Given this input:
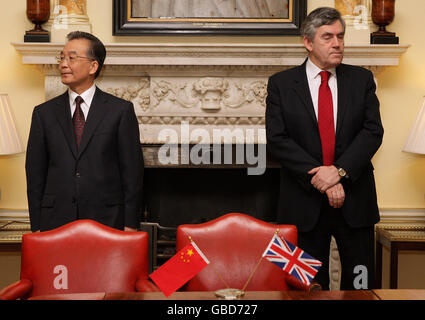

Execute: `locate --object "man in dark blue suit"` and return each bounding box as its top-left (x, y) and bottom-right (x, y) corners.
top-left (26, 32), bottom-right (143, 232)
top-left (266, 8), bottom-right (383, 289)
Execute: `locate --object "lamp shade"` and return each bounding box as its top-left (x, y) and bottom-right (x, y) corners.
top-left (403, 97), bottom-right (425, 155)
top-left (0, 94), bottom-right (24, 155)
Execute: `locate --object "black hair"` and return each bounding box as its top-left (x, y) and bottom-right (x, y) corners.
top-left (66, 31), bottom-right (106, 79)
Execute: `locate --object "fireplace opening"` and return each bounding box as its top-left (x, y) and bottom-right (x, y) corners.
top-left (142, 167), bottom-right (281, 227)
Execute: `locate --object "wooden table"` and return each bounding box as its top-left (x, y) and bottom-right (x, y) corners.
top-left (373, 289), bottom-right (425, 300)
top-left (375, 225), bottom-right (425, 289)
top-left (105, 290), bottom-right (380, 300)
top-left (29, 290), bottom-right (425, 300)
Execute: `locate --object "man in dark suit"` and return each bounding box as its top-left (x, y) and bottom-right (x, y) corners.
top-left (266, 7), bottom-right (383, 290)
top-left (26, 31), bottom-right (143, 232)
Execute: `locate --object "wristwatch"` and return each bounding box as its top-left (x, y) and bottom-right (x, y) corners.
top-left (338, 167), bottom-right (348, 178)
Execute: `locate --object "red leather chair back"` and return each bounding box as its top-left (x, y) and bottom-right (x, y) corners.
top-left (177, 213), bottom-right (298, 291)
top-left (20, 220), bottom-right (148, 298)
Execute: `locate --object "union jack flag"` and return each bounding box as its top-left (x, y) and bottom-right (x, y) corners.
top-left (262, 234), bottom-right (322, 286)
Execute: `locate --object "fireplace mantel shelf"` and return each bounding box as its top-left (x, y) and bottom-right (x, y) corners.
top-left (12, 42), bottom-right (409, 67)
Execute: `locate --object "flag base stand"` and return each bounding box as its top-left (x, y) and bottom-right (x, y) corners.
top-left (214, 288), bottom-right (244, 300)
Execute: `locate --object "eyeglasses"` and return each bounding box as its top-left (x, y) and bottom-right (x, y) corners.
top-left (55, 54), bottom-right (95, 64)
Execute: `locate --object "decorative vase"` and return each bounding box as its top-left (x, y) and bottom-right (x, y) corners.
top-left (370, 0), bottom-right (399, 44)
top-left (25, 0), bottom-right (50, 42)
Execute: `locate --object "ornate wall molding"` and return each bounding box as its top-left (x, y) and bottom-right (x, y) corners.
top-left (13, 42), bottom-right (409, 66)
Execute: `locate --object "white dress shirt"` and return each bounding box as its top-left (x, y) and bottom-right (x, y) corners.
top-left (305, 58), bottom-right (338, 131)
top-left (68, 84), bottom-right (96, 120)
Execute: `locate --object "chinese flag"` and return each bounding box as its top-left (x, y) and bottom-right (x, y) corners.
top-left (149, 241), bottom-right (209, 297)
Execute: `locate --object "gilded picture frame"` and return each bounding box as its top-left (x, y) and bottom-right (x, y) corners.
top-left (113, 0), bottom-right (306, 35)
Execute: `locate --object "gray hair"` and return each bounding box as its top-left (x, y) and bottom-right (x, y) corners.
top-left (301, 7), bottom-right (346, 40)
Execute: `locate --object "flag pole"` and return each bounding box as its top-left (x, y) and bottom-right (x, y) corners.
top-left (241, 254), bottom-right (263, 292)
top-left (241, 229), bottom-right (280, 292)
top-left (188, 235), bottom-right (231, 289)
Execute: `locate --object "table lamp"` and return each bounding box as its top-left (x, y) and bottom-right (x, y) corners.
top-left (403, 97), bottom-right (425, 154)
top-left (0, 94), bottom-right (24, 155)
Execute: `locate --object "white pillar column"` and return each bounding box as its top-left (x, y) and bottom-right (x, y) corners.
top-left (335, 0), bottom-right (373, 44)
top-left (51, 0), bottom-right (92, 43)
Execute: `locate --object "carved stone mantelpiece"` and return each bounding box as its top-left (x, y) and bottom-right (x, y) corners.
top-left (12, 42), bottom-right (409, 145)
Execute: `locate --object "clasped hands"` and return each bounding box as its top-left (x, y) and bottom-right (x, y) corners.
top-left (308, 166), bottom-right (345, 208)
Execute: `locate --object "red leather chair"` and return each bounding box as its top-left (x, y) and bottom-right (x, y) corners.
top-left (0, 220), bottom-right (158, 300)
top-left (177, 213), bottom-right (312, 292)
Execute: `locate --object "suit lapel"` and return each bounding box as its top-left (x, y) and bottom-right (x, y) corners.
top-left (336, 64), bottom-right (350, 139)
top-left (77, 87), bottom-right (110, 158)
top-left (292, 60), bottom-right (318, 129)
top-left (54, 91), bottom-right (78, 158)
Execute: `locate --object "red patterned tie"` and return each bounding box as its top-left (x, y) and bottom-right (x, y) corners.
top-left (318, 71), bottom-right (335, 166)
top-left (73, 96), bottom-right (85, 148)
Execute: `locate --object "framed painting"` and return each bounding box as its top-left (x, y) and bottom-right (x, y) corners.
top-left (113, 0), bottom-right (307, 35)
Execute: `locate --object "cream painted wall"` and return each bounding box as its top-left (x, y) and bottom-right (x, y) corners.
top-left (0, 3), bottom-right (44, 209)
top-left (373, 0), bottom-right (425, 209)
